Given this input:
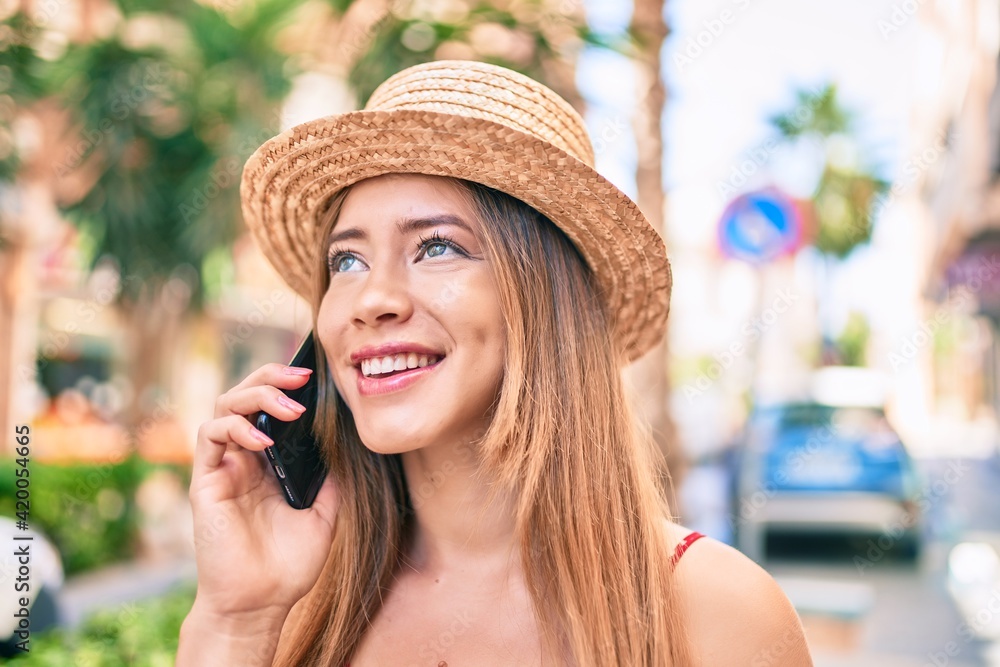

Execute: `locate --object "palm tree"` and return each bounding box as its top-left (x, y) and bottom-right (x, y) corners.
top-left (0, 11), bottom-right (56, 447)
top-left (48, 0), bottom-right (307, 428)
top-left (625, 0), bottom-right (686, 513)
top-left (768, 83), bottom-right (888, 357)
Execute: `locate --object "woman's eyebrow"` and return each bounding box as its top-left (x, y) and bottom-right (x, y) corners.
top-left (328, 214), bottom-right (474, 246)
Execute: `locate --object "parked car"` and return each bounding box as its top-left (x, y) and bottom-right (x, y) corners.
top-left (731, 400), bottom-right (923, 563)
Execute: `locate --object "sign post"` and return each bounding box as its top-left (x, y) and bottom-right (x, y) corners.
top-left (717, 188), bottom-right (803, 402)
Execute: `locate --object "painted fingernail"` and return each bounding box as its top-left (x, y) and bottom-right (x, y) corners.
top-left (283, 366), bottom-right (313, 375)
top-left (277, 395), bottom-right (306, 412)
top-left (250, 427), bottom-right (273, 444)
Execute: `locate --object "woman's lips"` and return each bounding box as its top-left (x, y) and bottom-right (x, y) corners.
top-left (355, 358), bottom-right (444, 397)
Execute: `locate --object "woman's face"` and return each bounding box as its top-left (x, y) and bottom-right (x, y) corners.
top-left (317, 174), bottom-right (506, 455)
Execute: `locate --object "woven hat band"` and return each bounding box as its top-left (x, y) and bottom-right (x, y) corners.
top-left (365, 60), bottom-right (595, 167)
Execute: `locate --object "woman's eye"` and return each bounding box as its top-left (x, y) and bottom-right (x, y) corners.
top-left (417, 234), bottom-right (465, 260)
top-left (423, 241), bottom-right (452, 258)
top-left (327, 235), bottom-right (465, 274)
top-left (327, 252), bottom-right (363, 273)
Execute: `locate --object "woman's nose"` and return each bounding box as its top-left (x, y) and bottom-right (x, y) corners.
top-left (350, 261), bottom-right (415, 326)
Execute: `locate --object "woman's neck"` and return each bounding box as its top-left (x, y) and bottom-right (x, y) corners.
top-left (399, 438), bottom-right (520, 578)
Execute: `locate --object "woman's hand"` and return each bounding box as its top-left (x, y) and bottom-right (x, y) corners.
top-left (187, 363), bottom-right (341, 619)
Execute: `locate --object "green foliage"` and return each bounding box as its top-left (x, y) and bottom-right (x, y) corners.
top-left (0, 456), bottom-right (191, 576)
top-left (835, 310), bottom-right (870, 367)
top-left (0, 12), bottom-right (56, 181)
top-left (50, 0), bottom-right (306, 310)
top-left (769, 82), bottom-right (889, 260)
top-left (13, 581), bottom-right (196, 665)
top-left (768, 83), bottom-right (851, 138)
top-left (812, 164), bottom-right (889, 258)
top-left (348, 0), bottom-right (610, 107)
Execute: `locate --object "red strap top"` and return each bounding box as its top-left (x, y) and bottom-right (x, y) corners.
top-left (670, 530), bottom-right (705, 567)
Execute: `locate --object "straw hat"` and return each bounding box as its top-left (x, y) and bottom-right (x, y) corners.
top-left (240, 59), bottom-right (671, 363)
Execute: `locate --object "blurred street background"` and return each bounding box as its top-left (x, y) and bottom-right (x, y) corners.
top-left (2, 0), bottom-right (1000, 664)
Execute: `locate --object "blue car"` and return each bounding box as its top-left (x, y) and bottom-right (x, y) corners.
top-left (731, 401), bottom-right (923, 562)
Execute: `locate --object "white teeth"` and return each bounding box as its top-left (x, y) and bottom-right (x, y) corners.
top-left (361, 353), bottom-right (441, 377)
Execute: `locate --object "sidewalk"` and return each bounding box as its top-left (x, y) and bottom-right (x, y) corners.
top-left (57, 555), bottom-right (196, 629)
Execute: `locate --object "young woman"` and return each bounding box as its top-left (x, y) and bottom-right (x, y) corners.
top-left (177, 60), bottom-right (813, 666)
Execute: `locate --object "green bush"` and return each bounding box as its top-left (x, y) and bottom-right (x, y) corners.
top-left (0, 455), bottom-right (192, 576)
top-left (10, 581), bottom-right (195, 665)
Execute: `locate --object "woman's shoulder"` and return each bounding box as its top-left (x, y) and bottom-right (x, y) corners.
top-left (662, 520), bottom-right (814, 666)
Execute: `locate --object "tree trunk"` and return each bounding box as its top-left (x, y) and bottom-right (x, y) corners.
top-left (121, 281), bottom-right (186, 441)
top-left (625, 0), bottom-right (687, 517)
top-left (0, 236), bottom-right (24, 453)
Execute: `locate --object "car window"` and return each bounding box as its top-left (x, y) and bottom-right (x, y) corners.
top-left (748, 403), bottom-right (893, 441)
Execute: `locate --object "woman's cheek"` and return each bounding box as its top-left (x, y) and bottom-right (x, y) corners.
top-left (425, 272), bottom-right (472, 312)
top-left (329, 367), bottom-right (347, 402)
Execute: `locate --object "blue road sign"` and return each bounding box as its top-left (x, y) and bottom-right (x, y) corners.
top-left (718, 189), bottom-right (801, 264)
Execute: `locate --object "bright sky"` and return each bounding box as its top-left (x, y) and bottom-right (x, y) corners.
top-left (662, 0), bottom-right (926, 244)
top-left (581, 0), bottom-right (926, 221)
top-left (578, 0), bottom-right (935, 338)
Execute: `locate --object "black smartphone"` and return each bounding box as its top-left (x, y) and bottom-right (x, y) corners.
top-left (253, 332), bottom-right (328, 509)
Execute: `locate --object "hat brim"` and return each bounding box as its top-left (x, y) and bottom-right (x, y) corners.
top-left (239, 108), bottom-right (671, 364)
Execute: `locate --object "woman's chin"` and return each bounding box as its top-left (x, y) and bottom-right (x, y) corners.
top-left (360, 441), bottom-right (405, 456)
top-left (357, 427), bottom-right (431, 456)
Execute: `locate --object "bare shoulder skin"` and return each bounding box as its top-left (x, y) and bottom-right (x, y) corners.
top-left (664, 521), bottom-right (815, 667)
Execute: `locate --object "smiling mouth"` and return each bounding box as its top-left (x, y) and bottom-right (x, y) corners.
top-left (359, 352), bottom-right (444, 380)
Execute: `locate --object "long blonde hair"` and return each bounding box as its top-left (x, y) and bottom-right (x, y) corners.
top-left (272, 177), bottom-right (691, 666)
